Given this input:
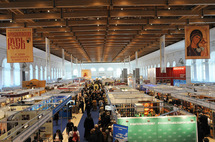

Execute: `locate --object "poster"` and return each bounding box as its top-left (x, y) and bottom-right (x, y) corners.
top-left (118, 116), bottom-right (197, 142)
top-left (160, 35), bottom-right (166, 73)
top-left (81, 69), bottom-right (91, 78)
top-left (113, 124), bottom-right (128, 142)
top-left (6, 28), bottom-right (33, 63)
top-left (185, 25), bottom-right (210, 59)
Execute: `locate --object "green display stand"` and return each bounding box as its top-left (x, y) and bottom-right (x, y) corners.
top-left (117, 116), bottom-right (197, 142)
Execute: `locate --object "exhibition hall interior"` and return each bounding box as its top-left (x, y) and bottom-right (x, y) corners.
top-left (1, 0), bottom-right (215, 142)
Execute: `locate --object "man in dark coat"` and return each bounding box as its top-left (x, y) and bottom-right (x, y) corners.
top-left (79, 99), bottom-right (84, 113)
top-left (86, 101), bottom-right (91, 115)
top-left (66, 119), bottom-right (74, 135)
top-left (84, 113), bottom-right (94, 140)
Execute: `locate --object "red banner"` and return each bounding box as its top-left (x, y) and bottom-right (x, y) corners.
top-left (6, 28), bottom-right (33, 63)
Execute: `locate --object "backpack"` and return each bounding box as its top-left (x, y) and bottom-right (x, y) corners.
top-left (72, 132), bottom-right (79, 142)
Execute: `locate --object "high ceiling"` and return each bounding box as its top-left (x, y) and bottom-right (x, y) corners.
top-left (0, 0), bottom-right (215, 63)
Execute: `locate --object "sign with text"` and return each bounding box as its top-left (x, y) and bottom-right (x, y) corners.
top-left (160, 35), bottom-right (166, 73)
top-left (6, 28), bottom-right (33, 63)
top-left (113, 124), bottom-right (128, 142)
top-left (118, 116), bottom-right (197, 142)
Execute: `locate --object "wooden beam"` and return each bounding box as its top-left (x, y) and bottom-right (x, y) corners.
top-left (113, 0), bottom-right (166, 6)
top-left (0, 1), bottom-right (53, 9)
top-left (56, 0), bottom-right (110, 8)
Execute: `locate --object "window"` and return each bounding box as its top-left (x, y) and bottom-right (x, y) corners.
top-left (154, 64), bottom-right (156, 68)
top-left (29, 64), bottom-right (33, 80)
top-left (2, 58), bottom-right (11, 87)
top-left (51, 68), bottom-right (54, 79)
top-left (13, 63), bottom-right (20, 86)
top-left (157, 64), bottom-right (160, 67)
top-left (44, 67), bottom-right (47, 80)
top-left (196, 60), bottom-right (202, 81)
top-left (107, 67), bottom-right (113, 71)
top-left (40, 66), bottom-right (43, 80)
top-left (73, 69), bottom-right (78, 76)
top-left (167, 62), bottom-right (170, 67)
top-left (172, 61), bottom-right (176, 67)
top-left (91, 68), bottom-right (96, 72)
top-left (35, 65), bottom-right (38, 79)
top-left (116, 68), bottom-right (121, 77)
top-left (209, 52), bottom-right (215, 82)
top-left (99, 67), bottom-right (105, 71)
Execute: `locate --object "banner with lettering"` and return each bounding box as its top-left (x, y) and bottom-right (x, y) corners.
top-left (118, 116), bottom-right (197, 142)
top-left (160, 35), bottom-right (166, 73)
top-left (6, 28), bottom-right (33, 63)
top-left (113, 124), bottom-right (128, 142)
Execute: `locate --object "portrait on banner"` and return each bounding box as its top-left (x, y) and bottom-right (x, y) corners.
top-left (185, 25), bottom-right (210, 59)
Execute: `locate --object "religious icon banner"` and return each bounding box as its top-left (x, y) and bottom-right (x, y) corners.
top-left (185, 25), bottom-right (210, 59)
top-left (81, 69), bottom-right (91, 78)
top-left (6, 28), bottom-right (33, 63)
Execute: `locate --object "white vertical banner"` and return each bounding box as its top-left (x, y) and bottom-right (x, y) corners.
top-left (76, 58), bottom-right (78, 77)
top-left (160, 35), bottom-right (166, 73)
top-left (62, 49), bottom-right (65, 78)
top-left (135, 51), bottom-right (138, 68)
top-left (45, 37), bottom-right (51, 80)
top-left (129, 56), bottom-right (131, 74)
top-left (71, 55), bottom-right (73, 78)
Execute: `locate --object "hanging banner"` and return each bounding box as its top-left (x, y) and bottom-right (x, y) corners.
top-left (160, 35), bottom-right (166, 73)
top-left (185, 25), bottom-right (210, 59)
top-left (62, 49), bottom-right (65, 77)
top-left (113, 124), bottom-right (128, 142)
top-left (71, 54), bottom-right (73, 78)
top-left (45, 37), bottom-right (51, 80)
top-left (6, 28), bottom-right (33, 63)
top-left (81, 69), bottom-right (91, 78)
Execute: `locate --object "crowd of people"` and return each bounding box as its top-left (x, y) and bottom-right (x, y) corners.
top-left (53, 80), bottom-right (113, 142)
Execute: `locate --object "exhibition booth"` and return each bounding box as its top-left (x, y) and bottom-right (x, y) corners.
top-left (147, 66), bottom-right (191, 86)
top-left (0, 95), bottom-right (72, 142)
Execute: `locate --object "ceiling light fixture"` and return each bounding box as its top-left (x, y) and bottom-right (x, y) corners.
top-left (10, 20), bottom-right (12, 23)
top-left (97, 17), bottom-right (99, 20)
top-left (61, 26), bottom-right (62, 28)
top-left (97, 24), bottom-right (99, 26)
top-left (115, 24), bottom-right (117, 26)
top-left (158, 16), bottom-right (160, 19)
top-left (47, 10), bottom-right (50, 13)
top-left (118, 17), bottom-right (120, 19)
top-left (145, 29), bottom-right (147, 31)
top-left (150, 23), bottom-right (153, 25)
top-left (168, 7), bottom-right (171, 10)
top-left (121, 8), bottom-right (123, 11)
top-left (98, 30), bottom-right (100, 32)
top-left (114, 29), bottom-right (115, 31)
top-left (55, 19), bottom-right (57, 21)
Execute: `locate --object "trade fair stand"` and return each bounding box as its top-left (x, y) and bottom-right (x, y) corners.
top-left (108, 90), bottom-right (197, 142)
top-left (0, 95), bottom-right (72, 142)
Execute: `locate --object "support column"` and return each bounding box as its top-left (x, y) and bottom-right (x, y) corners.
top-left (0, 66), bottom-right (3, 90)
top-left (129, 56), bottom-right (131, 74)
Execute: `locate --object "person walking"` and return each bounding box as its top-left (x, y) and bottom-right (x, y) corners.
top-left (84, 113), bottom-right (94, 140)
top-left (69, 126), bottom-right (80, 142)
top-left (53, 129), bottom-right (63, 142)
